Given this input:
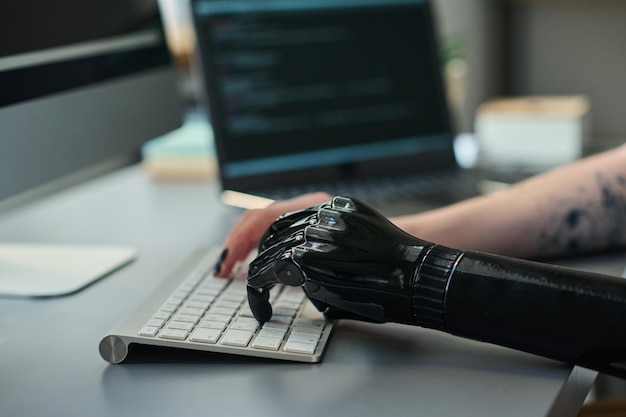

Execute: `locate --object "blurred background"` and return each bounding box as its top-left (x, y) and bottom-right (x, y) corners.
top-left (157, 0), bottom-right (626, 145)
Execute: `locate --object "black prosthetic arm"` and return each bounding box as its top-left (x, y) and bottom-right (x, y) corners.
top-left (415, 245), bottom-right (626, 378)
top-left (247, 196), bottom-right (626, 378)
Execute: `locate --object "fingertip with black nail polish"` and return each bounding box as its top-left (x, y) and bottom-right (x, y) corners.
top-left (213, 248), bottom-right (229, 275)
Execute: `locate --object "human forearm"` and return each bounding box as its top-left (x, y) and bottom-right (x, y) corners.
top-left (392, 144), bottom-right (626, 259)
top-left (216, 145), bottom-right (626, 274)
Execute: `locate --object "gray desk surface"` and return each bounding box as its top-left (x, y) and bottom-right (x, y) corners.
top-left (1, 166), bottom-right (624, 417)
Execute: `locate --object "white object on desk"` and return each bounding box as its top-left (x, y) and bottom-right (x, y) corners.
top-left (475, 95), bottom-right (591, 169)
top-left (0, 243), bottom-right (137, 297)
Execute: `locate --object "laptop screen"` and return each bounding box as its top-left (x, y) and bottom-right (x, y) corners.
top-left (192, 0), bottom-right (455, 194)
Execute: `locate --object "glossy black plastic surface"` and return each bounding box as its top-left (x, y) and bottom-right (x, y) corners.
top-left (248, 196), bottom-right (431, 323)
top-left (246, 285), bottom-right (273, 324)
top-left (446, 250), bottom-right (626, 378)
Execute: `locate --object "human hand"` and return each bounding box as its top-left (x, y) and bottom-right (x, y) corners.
top-left (246, 196), bottom-right (433, 324)
top-left (215, 192), bottom-right (332, 278)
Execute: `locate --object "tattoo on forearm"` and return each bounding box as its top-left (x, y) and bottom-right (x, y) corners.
top-left (539, 174), bottom-right (626, 255)
top-left (602, 174), bottom-right (626, 247)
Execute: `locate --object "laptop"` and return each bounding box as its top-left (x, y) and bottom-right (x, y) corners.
top-left (191, 0), bottom-right (525, 215)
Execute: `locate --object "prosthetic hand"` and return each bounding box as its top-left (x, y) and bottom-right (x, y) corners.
top-left (248, 196), bottom-right (626, 378)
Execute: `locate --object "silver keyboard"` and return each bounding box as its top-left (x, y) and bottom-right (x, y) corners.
top-left (99, 248), bottom-right (334, 363)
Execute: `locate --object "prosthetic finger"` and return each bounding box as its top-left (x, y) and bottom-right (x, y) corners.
top-left (252, 230), bottom-right (305, 271)
top-left (247, 255), bottom-right (307, 323)
top-left (303, 281), bottom-right (387, 322)
top-left (259, 210), bottom-right (318, 252)
top-left (246, 286), bottom-right (273, 324)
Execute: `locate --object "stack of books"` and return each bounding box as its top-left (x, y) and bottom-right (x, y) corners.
top-left (141, 115), bottom-right (216, 181)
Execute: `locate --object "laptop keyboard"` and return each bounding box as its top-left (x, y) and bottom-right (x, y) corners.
top-left (256, 168), bottom-right (530, 207)
top-left (99, 248), bottom-right (334, 363)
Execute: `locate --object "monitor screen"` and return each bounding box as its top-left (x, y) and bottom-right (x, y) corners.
top-left (0, 0), bottom-right (183, 210)
top-left (192, 0), bottom-right (453, 191)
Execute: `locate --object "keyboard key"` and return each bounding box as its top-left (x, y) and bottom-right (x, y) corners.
top-left (173, 313), bottom-right (201, 324)
top-left (200, 320), bottom-right (227, 331)
top-left (172, 291), bottom-right (191, 300)
top-left (300, 301), bottom-right (323, 319)
top-left (179, 307), bottom-right (205, 316)
top-left (188, 294), bottom-right (216, 303)
top-left (220, 292), bottom-right (245, 303)
top-left (275, 300), bottom-right (302, 310)
top-left (263, 319), bottom-right (290, 330)
top-left (272, 307), bottom-right (299, 317)
top-left (166, 321), bottom-right (195, 332)
top-left (287, 333), bottom-right (319, 345)
top-left (209, 306), bottom-right (237, 316)
top-left (221, 291), bottom-right (246, 301)
top-left (238, 305), bottom-right (256, 318)
top-left (266, 315), bottom-right (292, 326)
top-left (293, 317), bottom-right (325, 330)
top-left (230, 317), bottom-right (259, 331)
top-left (166, 296), bottom-right (185, 306)
top-left (252, 336), bottom-right (282, 351)
top-left (280, 288), bottom-right (305, 301)
top-left (145, 318), bottom-right (165, 328)
top-left (178, 283), bottom-right (196, 293)
top-left (153, 311), bottom-right (171, 321)
top-left (258, 327), bottom-right (286, 339)
top-left (204, 313), bottom-right (231, 323)
top-left (138, 325), bottom-right (159, 337)
top-left (225, 280), bottom-right (247, 291)
top-left (159, 302), bottom-right (179, 313)
top-left (212, 300), bottom-right (241, 310)
top-left (159, 328), bottom-right (189, 341)
top-left (203, 277), bottom-right (228, 290)
top-left (193, 288), bottom-right (221, 299)
top-left (291, 327), bottom-right (322, 338)
top-left (221, 329), bottom-right (253, 347)
top-left (184, 301), bottom-right (211, 310)
top-left (283, 340), bottom-right (317, 354)
top-left (190, 328), bottom-right (221, 344)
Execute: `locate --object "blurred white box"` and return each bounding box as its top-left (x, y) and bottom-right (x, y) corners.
top-left (475, 96), bottom-right (590, 170)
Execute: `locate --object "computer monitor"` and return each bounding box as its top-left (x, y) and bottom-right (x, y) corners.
top-left (0, 0), bottom-right (183, 296)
